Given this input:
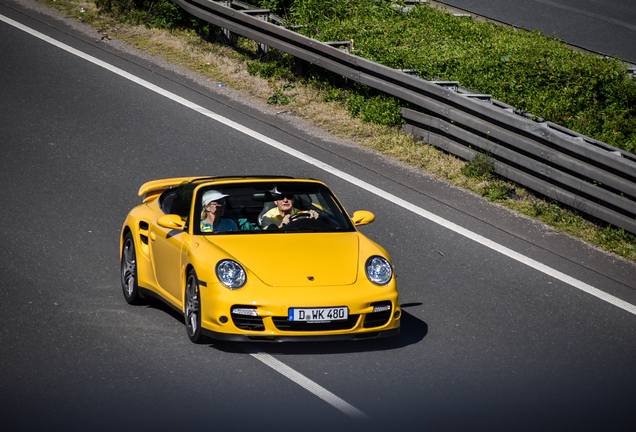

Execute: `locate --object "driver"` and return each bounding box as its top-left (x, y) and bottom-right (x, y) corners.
top-left (261, 193), bottom-right (318, 228)
top-left (200, 190), bottom-right (238, 232)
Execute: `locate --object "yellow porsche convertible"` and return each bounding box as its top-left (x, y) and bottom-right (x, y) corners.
top-left (120, 176), bottom-right (400, 342)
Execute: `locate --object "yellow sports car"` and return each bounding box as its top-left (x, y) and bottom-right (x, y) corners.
top-left (120, 176), bottom-right (400, 342)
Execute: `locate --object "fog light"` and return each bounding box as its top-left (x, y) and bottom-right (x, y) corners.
top-left (373, 304), bottom-right (391, 313)
top-left (232, 308), bottom-right (258, 316)
top-left (219, 316), bottom-right (228, 323)
top-left (393, 310), bottom-right (401, 319)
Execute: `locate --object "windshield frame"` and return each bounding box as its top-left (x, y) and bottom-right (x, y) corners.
top-left (191, 180), bottom-right (356, 236)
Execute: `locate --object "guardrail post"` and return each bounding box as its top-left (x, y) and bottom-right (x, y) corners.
top-left (293, 58), bottom-right (305, 76)
top-left (242, 10), bottom-right (270, 59)
top-left (217, 1), bottom-right (234, 45)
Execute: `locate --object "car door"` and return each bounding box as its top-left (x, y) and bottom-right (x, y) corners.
top-left (149, 221), bottom-right (186, 306)
top-left (149, 182), bottom-right (196, 306)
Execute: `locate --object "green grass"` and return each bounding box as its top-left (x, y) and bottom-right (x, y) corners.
top-left (285, 0), bottom-right (636, 153)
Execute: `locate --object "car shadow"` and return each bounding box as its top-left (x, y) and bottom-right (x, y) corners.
top-left (140, 298), bottom-right (428, 354)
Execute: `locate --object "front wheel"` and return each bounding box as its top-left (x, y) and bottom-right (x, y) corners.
top-left (121, 232), bottom-right (141, 305)
top-left (184, 269), bottom-right (205, 343)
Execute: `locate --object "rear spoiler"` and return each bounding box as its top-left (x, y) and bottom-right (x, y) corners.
top-left (137, 175), bottom-right (302, 202)
top-left (138, 177), bottom-right (198, 202)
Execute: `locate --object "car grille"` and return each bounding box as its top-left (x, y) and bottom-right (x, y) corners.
top-left (231, 312), bottom-right (265, 331)
top-left (272, 315), bottom-right (360, 332)
top-left (363, 301), bottom-right (392, 328)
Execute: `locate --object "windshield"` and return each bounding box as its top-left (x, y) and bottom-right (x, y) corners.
top-left (193, 181), bottom-right (355, 235)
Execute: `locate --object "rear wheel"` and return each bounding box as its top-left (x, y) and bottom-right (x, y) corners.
top-left (185, 269), bottom-right (204, 343)
top-left (121, 232), bottom-right (141, 304)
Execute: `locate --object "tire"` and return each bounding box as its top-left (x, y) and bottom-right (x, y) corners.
top-left (184, 269), bottom-right (205, 343)
top-left (121, 232), bottom-right (141, 305)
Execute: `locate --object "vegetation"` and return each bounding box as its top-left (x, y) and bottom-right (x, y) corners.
top-left (38, 0), bottom-right (636, 261)
top-left (87, 0), bottom-right (636, 152)
top-left (287, 0), bottom-right (636, 152)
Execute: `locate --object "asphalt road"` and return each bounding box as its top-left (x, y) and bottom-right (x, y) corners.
top-left (437, 0), bottom-right (636, 64)
top-left (1, 1), bottom-right (636, 431)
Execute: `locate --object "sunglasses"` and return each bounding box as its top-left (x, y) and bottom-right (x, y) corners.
top-left (206, 200), bottom-right (226, 207)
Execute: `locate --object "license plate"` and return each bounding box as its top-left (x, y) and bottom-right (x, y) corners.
top-left (288, 307), bottom-right (348, 323)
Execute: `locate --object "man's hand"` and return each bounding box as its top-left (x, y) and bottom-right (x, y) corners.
top-left (280, 214), bottom-right (291, 227)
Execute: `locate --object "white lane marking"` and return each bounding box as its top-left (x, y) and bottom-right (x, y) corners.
top-left (243, 346), bottom-right (368, 419)
top-left (533, 0), bottom-right (636, 32)
top-left (3, 15), bottom-right (635, 318)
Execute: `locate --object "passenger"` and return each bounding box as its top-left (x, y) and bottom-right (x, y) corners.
top-left (261, 192), bottom-right (318, 228)
top-left (200, 190), bottom-right (238, 232)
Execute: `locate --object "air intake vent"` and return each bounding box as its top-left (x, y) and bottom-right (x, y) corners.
top-left (272, 315), bottom-right (359, 332)
top-left (363, 301), bottom-right (392, 328)
top-left (231, 306), bottom-right (264, 331)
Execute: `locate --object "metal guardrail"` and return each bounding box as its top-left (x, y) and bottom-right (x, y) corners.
top-left (172, 0), bottom-right (636, 234)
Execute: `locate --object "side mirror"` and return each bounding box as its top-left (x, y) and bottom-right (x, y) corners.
top-left (351, 210), bottom-right (375, 226)
top-left (157, 214), bottom-right (185, 230)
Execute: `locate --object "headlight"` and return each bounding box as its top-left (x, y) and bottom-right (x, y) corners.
top-left (216, 259), bottom-right (246, 289)
top-left (365, 256), bottom-right (393, 285)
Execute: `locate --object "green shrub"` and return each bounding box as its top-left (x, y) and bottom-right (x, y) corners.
top-left (267, 91), bottom-right (294, 105)
top-left (251, 0), bottom-right (295, 19)
top-left (461, 153), bottom-right (495, 179)
top-left (485, 183), bottom-right (510, 201)
top-left (322, 87), bottom-right (345, 102)
top-left (358, 94), bottom-right (404, 126)
top-left (96, 0), bottom-right (636, 153)
top-left (96, 0), bottom-right (197, 28)
top-left (147, 0), bottom-right (183, 28)
top-left (247, 60), bottom-right (281, 79)
top-left (346, 93), bottom-right (365, 118)
top-left (295, 0), bottom-right (636, 153)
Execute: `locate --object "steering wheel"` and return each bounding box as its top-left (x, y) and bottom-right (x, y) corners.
top-left (290, 211), bottom-right (313, 221)
top-left (306, 204), bottom-right (339, 227)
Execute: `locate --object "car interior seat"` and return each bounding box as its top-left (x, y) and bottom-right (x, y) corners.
top-left (258, 201), bottom-right (278, 226)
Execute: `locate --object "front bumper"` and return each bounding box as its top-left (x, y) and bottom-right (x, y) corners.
top-left (199, 278), bottom-right (401, 342)
top-left (201, 326), bottom-right (400, 342)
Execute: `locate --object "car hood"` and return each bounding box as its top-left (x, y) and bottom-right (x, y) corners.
top-left (205, 232), bottom-right (360, 287)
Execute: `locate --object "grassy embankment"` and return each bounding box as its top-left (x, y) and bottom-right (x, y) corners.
top-left (38, 0), bottom-right (636, 261)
